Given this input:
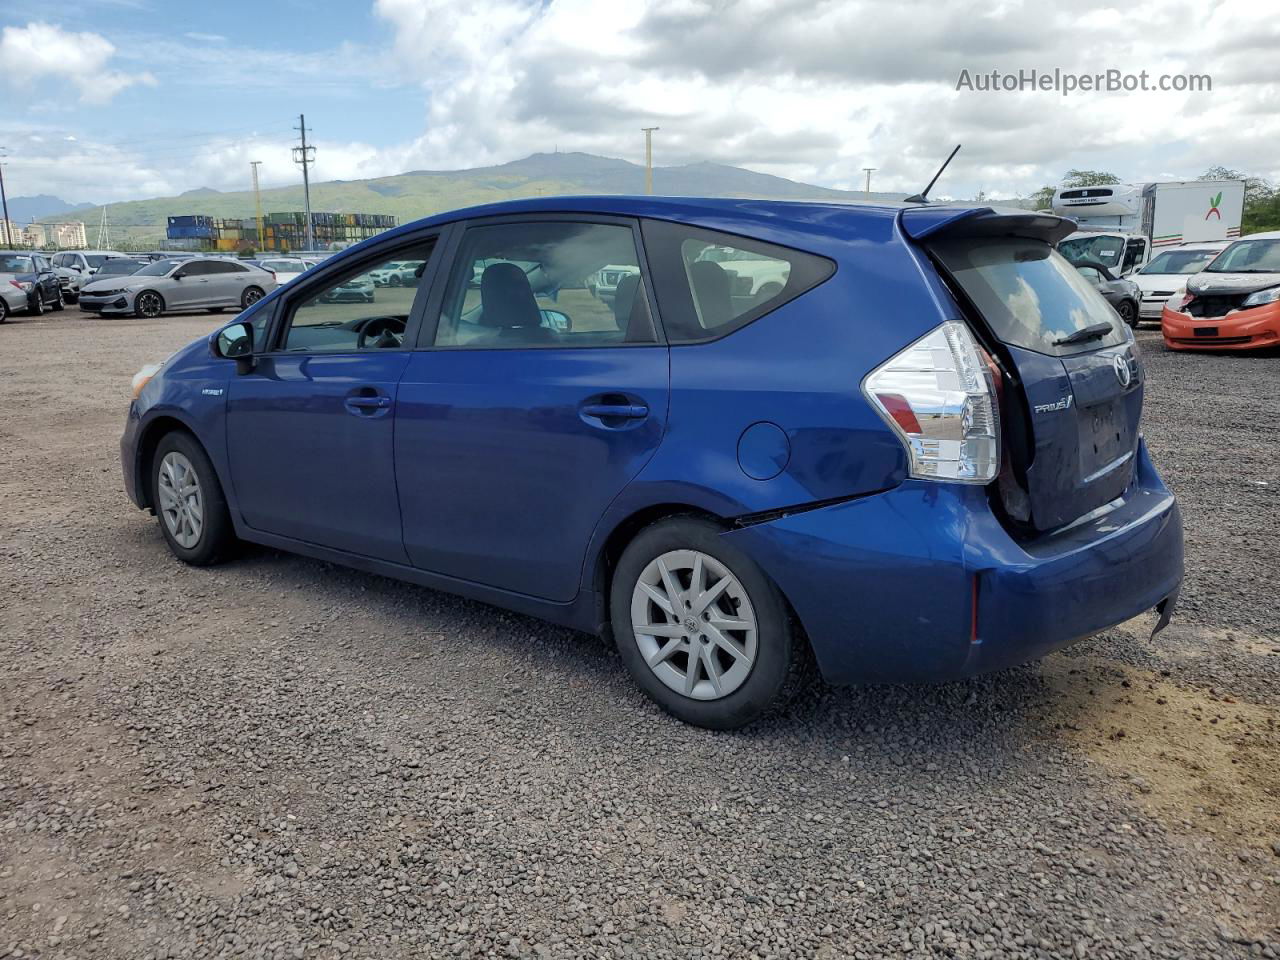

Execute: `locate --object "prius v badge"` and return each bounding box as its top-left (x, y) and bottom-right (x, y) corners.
top-left (1034, 395), bottom-right (1073, 414)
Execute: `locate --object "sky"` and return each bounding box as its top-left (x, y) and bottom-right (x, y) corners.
top-left (1, 0), bottom-right (1278, 206)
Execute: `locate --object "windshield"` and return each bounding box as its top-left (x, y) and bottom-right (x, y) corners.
top-left (136, 258), bottom-right (184, 277)
top-left (0, 255), bottom-right (34, 273)
top-left (933, 238), bottom-right (1125, 356)
top-left (267, 261), bottom-right (306, 272)
top-left (85, 255), bottom-right (112, 268)
top-left (1205, 238), bottom-right (1280, 274)
top-left (1139, 250), bottom-right (1220, 275)
top-left (1058, 235), bottom-right (1125, 270)
top-left (97, 259), bottom-right (143, 276)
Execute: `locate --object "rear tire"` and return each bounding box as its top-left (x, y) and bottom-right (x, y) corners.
top-left (1117, 300), bottom-right (1138, 328)
top-left (610, 517), bottom-right (809, 729)
top-left (241, 286), bottom-right (264, 309)
top-left (150, 431), bottom-right (237, 566)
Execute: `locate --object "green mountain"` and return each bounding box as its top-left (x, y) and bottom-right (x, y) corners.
top-left (45, 152), bottom-right (903, 247)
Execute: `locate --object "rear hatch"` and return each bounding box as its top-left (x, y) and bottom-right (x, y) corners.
top-left (904, 208), bottom-right (1142, 533)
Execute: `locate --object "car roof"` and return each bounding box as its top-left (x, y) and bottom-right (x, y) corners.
top-left (1231, 230), bottom-right (1280, 241)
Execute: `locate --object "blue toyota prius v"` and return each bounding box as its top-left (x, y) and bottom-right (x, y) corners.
top-left (121, 196), bottom-right (1183, 729)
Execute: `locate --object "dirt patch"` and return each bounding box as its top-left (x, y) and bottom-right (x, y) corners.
top-left (1044, 655), bottom-right (1280, 852)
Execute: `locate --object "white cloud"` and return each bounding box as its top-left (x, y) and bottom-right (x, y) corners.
top-left (371, 0), bottom-right (1280, 198)
top-left (0, 21), bottom-right (155, 104)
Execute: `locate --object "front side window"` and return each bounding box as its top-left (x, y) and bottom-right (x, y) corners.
top-left (641, 220), bottom-right (834, 343)
top-left (433, 220), bottom-right (654, 348)
top-left (277, 241), bottom-right (435, 354)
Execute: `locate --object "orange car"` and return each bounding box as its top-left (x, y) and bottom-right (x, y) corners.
top-left (1162, 231), bottom-right (1280, 351)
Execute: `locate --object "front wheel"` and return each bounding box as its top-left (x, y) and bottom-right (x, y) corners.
top-left (151, 431), bottom-right (236, 565)
top-left (610, 517), bottom-right (809, 729)
top-left (1117, 300), bottom-right (1138, 328)
top-left (134, 290), bottom-right (165, 318)
top-left (30, 292), bottom-right (45, 316)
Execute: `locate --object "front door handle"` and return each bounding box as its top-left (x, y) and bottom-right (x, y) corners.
top-left (581, 402), bottom-right (648, 420)
top-left (344, 392), bottom-right (393, 416)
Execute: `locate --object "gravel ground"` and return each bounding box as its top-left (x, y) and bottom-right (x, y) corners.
top-left (1, 314), bottom-right (1277, 960)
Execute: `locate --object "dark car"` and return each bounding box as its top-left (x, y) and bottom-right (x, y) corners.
top-left (89, 257), bottom-right (148, 282)
top-left (1071, 260), bottom-right (1142, 327)
top-left (120, 197), bottom-right (1182, 729)
top-left (0, 251), bottom-right (64, 319)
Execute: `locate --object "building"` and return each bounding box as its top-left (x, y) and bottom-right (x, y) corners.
top-left (0, 219), bottom-right (22, 247)
top-left (22, 223), bottom-right (47, 247)
top-left (45, 221), bottom-right (88, 248)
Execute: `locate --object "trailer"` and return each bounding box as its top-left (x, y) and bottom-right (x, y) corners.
top-left (1052, 179), bottom-right (1244, 273)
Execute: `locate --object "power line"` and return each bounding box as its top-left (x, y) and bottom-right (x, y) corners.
top-left (292, 114), bottom-right (315, 251)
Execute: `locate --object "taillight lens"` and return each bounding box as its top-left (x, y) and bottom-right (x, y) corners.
top-left (863, 321), bottom-right (1000, 484)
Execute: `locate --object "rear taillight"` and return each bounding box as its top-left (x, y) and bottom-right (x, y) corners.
top-left (863, 321), bottom-right (999, 484)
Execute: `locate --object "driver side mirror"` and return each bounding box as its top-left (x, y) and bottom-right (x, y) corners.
top-left (213, 321), bottom-right (255, 374)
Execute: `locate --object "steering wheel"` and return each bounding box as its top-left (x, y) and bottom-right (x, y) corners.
top-left (356, 316), bottom-right (406, 349)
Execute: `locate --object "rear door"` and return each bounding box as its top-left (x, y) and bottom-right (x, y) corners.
top-left (928, 230), bottom-right (1141, 532)
top-left (395, 215), bottom-right (669, 602)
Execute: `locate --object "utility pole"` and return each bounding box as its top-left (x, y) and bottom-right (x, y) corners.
top-left (641, 127), bottom-right (659, 195)
top-left (292, 114), bottom-right (315, 252)
top-left (863, 167), bottom-right (876, 198)
top-left (250, 161), bottom-right (265, 249)
top-left (96, 205), bottom-right (109, 248)
top-left (0, 152), bottom-right (11, 248)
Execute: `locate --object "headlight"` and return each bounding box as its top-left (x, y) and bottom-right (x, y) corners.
top-left (92, 288), bottom-right (125, 296)
top-left (1241, 286), bottom-right (1280, 309)
top-left (131, 362), bottom-right (165, 398)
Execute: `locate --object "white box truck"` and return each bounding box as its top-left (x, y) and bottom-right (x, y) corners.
top-left (1052, 179), bottom-right (1244, 273)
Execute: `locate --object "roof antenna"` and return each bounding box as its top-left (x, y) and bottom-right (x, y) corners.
top-left (904, 144), bottom-right (961, 204)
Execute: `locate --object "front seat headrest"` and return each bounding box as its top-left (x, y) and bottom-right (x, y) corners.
top-left (480, 262), bottom-right (543, 330)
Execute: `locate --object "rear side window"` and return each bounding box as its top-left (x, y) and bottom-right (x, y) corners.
top-left (641, 220), bottom-right (834, 343)
top-left (932, 239), bottom-right (1126, 357)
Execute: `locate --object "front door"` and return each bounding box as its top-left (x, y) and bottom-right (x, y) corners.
top-left (225, 238), bottom-right (440, 561)
top-left (396, 217), bottom-right (669, 601)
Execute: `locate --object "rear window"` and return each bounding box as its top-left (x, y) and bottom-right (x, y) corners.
top-left (933, 239), bottom-right (1126, 357)
top-left (641, 220), bottom-right (834, 343)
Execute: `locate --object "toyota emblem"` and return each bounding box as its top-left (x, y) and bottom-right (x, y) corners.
top-left (1113, 354), bottom-right (1132, 387)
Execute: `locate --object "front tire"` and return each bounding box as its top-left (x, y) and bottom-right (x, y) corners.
top-left (610, 517), bottom-right (807, 729)
top-left (150, 431), bottom-right (236, 566)
top-left (50, 291), bottom-right (65, 312)
top-left (30, 292), bottom-right (45, 316)
top-left (135, 290), bottom-right (165, 318)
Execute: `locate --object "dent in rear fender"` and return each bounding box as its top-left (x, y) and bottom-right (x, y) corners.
top-left (720, 481), bottom-right (975, 683)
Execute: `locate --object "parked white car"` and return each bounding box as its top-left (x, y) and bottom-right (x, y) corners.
top-left (1130, 242), bottom-right (1231, 320)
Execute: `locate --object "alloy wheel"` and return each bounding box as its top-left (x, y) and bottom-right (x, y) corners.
top-left (244, 287), bottom-right (263, 306)
top-left (630, 549), bottom-right (758, 701)
top-left (157, 451), bottom-right (204, 549)
top-left (137, 292), bottom-right (163, 318)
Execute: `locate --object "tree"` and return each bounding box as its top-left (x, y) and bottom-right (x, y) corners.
top-left (1029, 185), bottom-right (1056, 210)
top-left (1062, 170), bottom-right (1122, 188)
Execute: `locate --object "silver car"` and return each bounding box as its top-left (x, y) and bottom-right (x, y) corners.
top-left (78, 256), bottom-right (277, 318)
top-left (50, 250), bottom-right (130, 301)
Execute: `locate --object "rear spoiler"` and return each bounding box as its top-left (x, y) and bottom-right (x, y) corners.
top-left (899, 206), bottom-right (1076, 245)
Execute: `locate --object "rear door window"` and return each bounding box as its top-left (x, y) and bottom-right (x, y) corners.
top-left (641, 220), bottom-right (834, 343)
top-left (932, 239), bottom-right (1126, 356)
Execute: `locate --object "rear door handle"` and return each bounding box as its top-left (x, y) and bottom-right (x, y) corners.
top-left (581, 402), bottom-right (648, 420)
